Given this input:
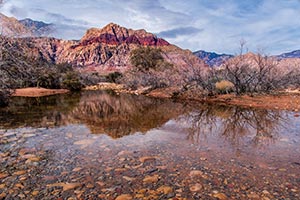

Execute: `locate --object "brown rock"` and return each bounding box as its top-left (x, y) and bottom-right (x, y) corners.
top-left (247, 193), bottom-right (260, 199)
top-left (115, 194), bottom-right (132, 200)
top-left (72, 167), bottom-right (82, 172)
top-left (96, 181), bottom-right (105, 187)
top-left (0, 173), bottom-right (8, 179)
top-left (13, 170), bottom-right (26, 176)
top-left (14, 183), bottom-right (24, 189)
top-left (47, 182), bottom-right (81, 191)
top-left (189, 170), bottom-right (203, 177)
top-left (213, 193), bottom-right (228, 200)
top-left (143, 175), bottom-right (159, 184)
top-left (189, 183), bottom-right (202, 192)
top-left (31, 191), bottom-right (39, 196)
top-left (157, 186), bottom-right (173, 194)
top-left (0, 192), bottom-right (6, 199)
top-left (123, 176), bottom-right (135, 181)
top-left (139, 156), bottom-right (157, 163)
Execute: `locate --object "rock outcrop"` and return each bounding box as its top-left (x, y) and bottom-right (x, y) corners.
top-left (2, 22), bottom-right (206, 73)
top-left (0, 11), bottom-right (206, 73)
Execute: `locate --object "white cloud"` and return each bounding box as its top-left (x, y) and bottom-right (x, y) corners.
top-left (0, 0), bottom-right (300, 54)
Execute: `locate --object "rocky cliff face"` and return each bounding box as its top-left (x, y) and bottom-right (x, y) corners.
top-left (80, 23), bottom-right (169, 46)
top-left (6, 23), bottom-right (206, 73)
top-left (0, 11), bottom-right (206, 72)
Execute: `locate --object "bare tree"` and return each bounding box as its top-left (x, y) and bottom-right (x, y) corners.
top-left (221, 42), bottom-right (295, 95)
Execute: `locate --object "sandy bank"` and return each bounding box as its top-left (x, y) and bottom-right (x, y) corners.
top-left (12, 87), bottom-right (69, 97)
top-left (84, 83), bottom-right (300, 111)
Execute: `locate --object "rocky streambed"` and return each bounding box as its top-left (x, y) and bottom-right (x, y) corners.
top-left (0, 91), bottom-right (300, 199)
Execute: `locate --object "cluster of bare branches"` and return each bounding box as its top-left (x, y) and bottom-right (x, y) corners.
top-left (179, 105), bottom-right (288, 147)
top-left (219, 42), bottom-right (300, 95)
top-left (0, 36), bottom-right (83, 106)
top-left (182, 42), bottom-right (300, 96)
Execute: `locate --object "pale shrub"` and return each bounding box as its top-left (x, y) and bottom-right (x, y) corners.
top-left (215, 80), bottom-right (234, 94)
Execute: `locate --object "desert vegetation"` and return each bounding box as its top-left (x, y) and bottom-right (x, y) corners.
top-left (120, 47), bottom-right (176, 89)
top-left (219, 44), bottom-right (299, 95)
top-left (0, 36), bottom-right (83, 106)
top-left (121, 44), bottom-right (300, 98)
top-left (1, 37), bottom-right (300, 107)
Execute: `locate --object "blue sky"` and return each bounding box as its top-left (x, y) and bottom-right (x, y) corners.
top-left (1, 0), bottom-right (300, 54)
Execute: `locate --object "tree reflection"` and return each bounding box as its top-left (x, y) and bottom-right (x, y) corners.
top-left (0, 92), bottom-right (81, 129)
top-left (0, 91), bottom-right (187, 138)
top-left (65, 91), bottom-right (186, 138)
top-left (0, 90), bottom-right (290, 143)
top-left (180, 105), bottom-right (289, 146)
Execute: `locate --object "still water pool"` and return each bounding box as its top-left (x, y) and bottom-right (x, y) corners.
top-left (0, 91), bottom-right (299, 199)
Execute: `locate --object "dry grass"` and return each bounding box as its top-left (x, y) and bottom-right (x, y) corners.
top-left (12, 87), bottom-right (69, 97)
top-left (215, 80), bottom-right (234, 94)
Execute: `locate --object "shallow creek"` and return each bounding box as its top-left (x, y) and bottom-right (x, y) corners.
top-left (0, 91), bottom-right (299, 199)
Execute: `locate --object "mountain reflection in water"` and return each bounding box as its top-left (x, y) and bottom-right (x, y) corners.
top-left (1, 91), bottom-right (299, 199)
top-left (0, 91), bottom-right (289, 144)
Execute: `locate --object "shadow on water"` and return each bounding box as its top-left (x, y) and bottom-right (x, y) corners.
top-left (0, 90), bottom-right (290, 142)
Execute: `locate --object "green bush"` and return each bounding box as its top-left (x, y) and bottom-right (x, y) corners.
top-left (130, 47), bottom-right (164, 71)
top-left (106, 72), bottom-right (123, 83)
top-left (61, 72), bottom-right (83, 91)
top-left (0, 89), bottom-right (11, 107)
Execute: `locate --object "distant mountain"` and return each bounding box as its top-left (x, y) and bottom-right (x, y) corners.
top-left (19, 18), bottom-right (54, 37)
top-left (277, 50), bottom-right (300, 59)
top-left (0, 13), bottom-right (33, 37)
top-left (193, 50), bottom-right (233, 66)
top-left (0, 13), bottom-right (54, 37)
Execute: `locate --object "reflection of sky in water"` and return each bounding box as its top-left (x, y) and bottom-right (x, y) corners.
top-left (0, 91), bottom-right (300, 199)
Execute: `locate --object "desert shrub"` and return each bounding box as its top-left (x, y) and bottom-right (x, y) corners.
top-left (130, 47), bottom-right (164, 72)
top-left (215, 80), bottom-right (234, 94)
top-left (37, 71), bottom-right (61, 89)
top-left (80, 72), bottom-right (106, 86)
top-left (121, 46), bottom-right (174, 89)
top-left (61, 72), bottom-right (83, 91)
top-left (106, 72), bottom-right (123, 83)
top-left (0, 89), bottom-right (11, 107)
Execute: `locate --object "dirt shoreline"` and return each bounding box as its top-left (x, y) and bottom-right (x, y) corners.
top-left (13, 85), bottom-right (300, 111)
top-left (12, 87), bottom-right (69, 97)
top-left (202, 93), bottom-right (300, 111)
top-left (85, 83), bottom-right (300, 112)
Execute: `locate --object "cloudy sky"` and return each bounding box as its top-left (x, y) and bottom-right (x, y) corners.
top-left (1, 0), bottom-right (300, 54)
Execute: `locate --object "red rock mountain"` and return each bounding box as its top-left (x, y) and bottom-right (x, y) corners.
top-left (80, 23), bottom-right (169, 46)
top-left (5, 23), bottom-right (206, 73)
